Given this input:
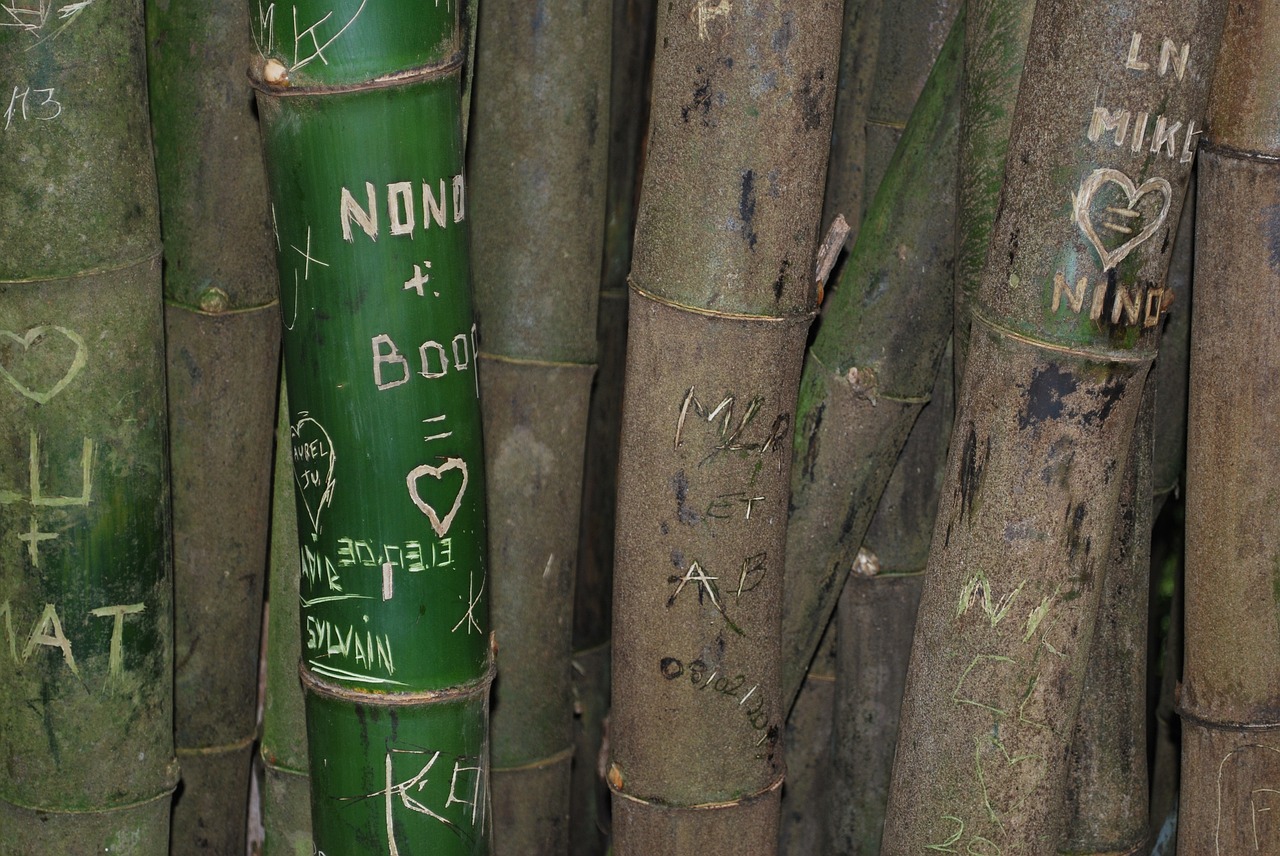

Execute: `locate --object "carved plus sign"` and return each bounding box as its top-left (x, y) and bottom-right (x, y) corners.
top-left (404, 261), bottom-right (435, 297)
top-left (17, 512), bottom-right (56, 566)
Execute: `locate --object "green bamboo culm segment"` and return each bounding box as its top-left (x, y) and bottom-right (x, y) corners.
top-left (0, 0), bottom-right (178, 849)
top-left (1178, 1), bottom-right (1280, 849)
top-left (952, 0), bottom-right (1037, 381)
top-left (468, 1), bottom-right (611, 850)
top-left (248, 2), bottom-right (492, 852)
top-left (781, 10), bottom-right (963, 709)
top-left (260, 375), bottom-right (313, 856)
top-left (882, 0), bottom-right (1224, 850)
top-left (608, 2), bottom-right (842, 852)
top-left (146, 0), bottom-right (280, 847)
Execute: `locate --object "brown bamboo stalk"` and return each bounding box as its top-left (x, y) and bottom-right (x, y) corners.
top-left (826, 346), bottom-right (953, 855)
top-left (1178, 2), bottom-right (1280, 849)
top-left (882, 0), bottom-right (1224, 849)
top-left (1061, 380), bottom-right (1154, 856)
top-left (608, 2), bottom-right (842, 851)
top-left (778, 623), bottom-right (836, 856)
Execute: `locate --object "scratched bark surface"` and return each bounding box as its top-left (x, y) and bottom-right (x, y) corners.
top-left (260, 379), bottom-right (313, 856)
top-left (825, 345), bottom-right (952, 856)
top-left (1061, 382), bottom-right (1153, 856)
top-left (1179, 7), bottom-right (1280, 846)
top-left (952, 0), bottom-right (1036, 380)
top-left (883, 1), bottom-right (1224, 850)
top-left (467, 0), bottom-right (610, 850)
top-left (781, 13), bottom-right (961, 707)
top-left (608, 4), bottom-right (842, 849)
top-left (0, 0), bottom-right (177, 849)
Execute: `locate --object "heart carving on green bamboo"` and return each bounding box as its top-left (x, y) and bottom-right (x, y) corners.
top-left (1072, 168), bottom-right (1172, 272)
top-left (0, 326), bottom-right (88, 404)
top-left (407, 457), bottom-right (468, 538)
top-left (291, 414), bottom-right (336, 535)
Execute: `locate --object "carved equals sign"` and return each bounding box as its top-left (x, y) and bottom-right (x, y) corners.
top-left (1102, 205), bottom-right (1141, 235)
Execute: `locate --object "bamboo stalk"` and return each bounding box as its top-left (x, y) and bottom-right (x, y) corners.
top-left (260, 375), bottom-right (312, 856)
top-left (467, 2), bottom-right (611, 850)
top-left (146, 0), bottom-right (280, 848)
top-left (607, 3), bottom-right (842, 851)
top-left (781, 10), bottom-right (963, 708)
top-left (778, 623), bottom-right (836, 856)
top-left (821, 0), bottom-right (883, 250)
top-left (1060, 381), bottom-right (1154, 856)
top-left (1178, 2), bottom-right (1280, 848)
top-left (249, 2), bottom-right (493, 851)
top-left (952, 0), bottom-right (1036, 380)
top-left (571, 2), bottom-right (657, 853)
top-left (0, 0), bottom-right (178, 848)
top-left (883, 1), bottom-right (1223, 849)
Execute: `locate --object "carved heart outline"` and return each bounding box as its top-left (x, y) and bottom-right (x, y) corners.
top-left (1073, 168), bottom-right (1172, 272)
top-left (407, 457), bottom-right (468, 538)
top-left (290, 414), bottom-right (336, 534)
top-left (0, 326), bottom-right (88, 404)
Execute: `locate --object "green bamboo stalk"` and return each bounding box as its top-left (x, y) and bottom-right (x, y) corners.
top-left (467, 2), bottom-right (611, 850)
top-left (571, 1), bottom-right (657, 853)
top-left (952, 0), bottom-right (1036, 381)
top-left (820, 0), bottom-right (883, 250)
top-left (0, 0), bottom-right (178, 849)
top-left (249, 2), bottom-right (493, 852)
top-left (1178, 2), bottom-right (1280, 848)
top-left (882, 0), bottom-right (1224, 849)
top-left (1060, 380), bottom-right (1154, 856)
top-left (825, 343), bottom-right (953, 855)
top-left (781, 10), bottom-right (963, 708)
top-left (607, 2), bottom-right (842, 851)
top-left (145, 0), bottom-right (280, 849)
top-left (260, 374), bottom-right (312, 856)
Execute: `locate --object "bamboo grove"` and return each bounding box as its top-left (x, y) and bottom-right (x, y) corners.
top-left (1, 0), bottom-right (1277, 854)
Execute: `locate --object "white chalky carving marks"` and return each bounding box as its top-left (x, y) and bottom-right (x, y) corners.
top-left (407, 458), bottom-right (468, 538)
top-left (251, 0), bottom-right (368, 71)
top-left (1072, 168), bottom-right (1172, 272)
top-left (1215, 744), bottom-right (1280, 855)
top-left (291, 413), bottom-right (337, 537)
top-left (363, 747), bottom-right (488, 854)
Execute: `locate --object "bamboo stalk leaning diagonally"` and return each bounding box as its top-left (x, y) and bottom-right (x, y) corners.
top-left (0, 0), bottom-right (179, 850)
top-left (248, 1), bottom-right (493, 852)
top-left (145, 0), bottom-right (281, 848)
top-left (260, 375), bottom-right (313, 856)
top-left (780, 9), bottom-right (963, 709)
top-left (467, 0), bottom-right (611, 851)
top-left (882, 0), bottom-right (1225, 851)
top-left (952, 0), bottom-right (1037, 381)
top-left (1178, 2), bottom-right (1280, 849)
top-left (607, 2), bottom-right (843, 852)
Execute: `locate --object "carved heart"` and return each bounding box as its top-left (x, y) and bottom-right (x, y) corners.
top-left (290, 414), bottom-right (336, 535)
top-left (0, 326), bottom-right (87, 404)
top-left (407, 457), bottom-right (468, 538)
top-left (1073, 168), bottom-right (1172, 272)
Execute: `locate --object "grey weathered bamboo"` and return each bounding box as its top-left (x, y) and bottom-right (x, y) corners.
top-left (953, 0), bottom-right (1037, 380)
top-left (468, 1), bottom-right (611, 850)
top-left (778, 624), bottom-right (836, 856)
top-left (608, 2), bottom-right (842, 851)
top-left (1178, 2), bottom-right (1280, 849)
top-left (781, 10), bottom-right (962, 708)
top-left (826, 350), bottom-right (953, 855)
top-left (883, 1), bottom-right (1224, 850)
top-left (0, 0), bottom-right (178, 849)
top-left (146, 0), bottom-right (280, 847)
top-left (571, 1), bottom-right (657, 853)
top-left (1061, 381), bottom-right (1154, 856)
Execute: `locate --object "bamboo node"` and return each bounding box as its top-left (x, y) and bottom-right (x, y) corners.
top-left (852, 547), bottom-right (881, 577)
top-left (607, 762), bottom-right (624, 791)
top-left (197, 286), bottom-right (229, 313)
top-left (845, 365), bottom-right (879, 405)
